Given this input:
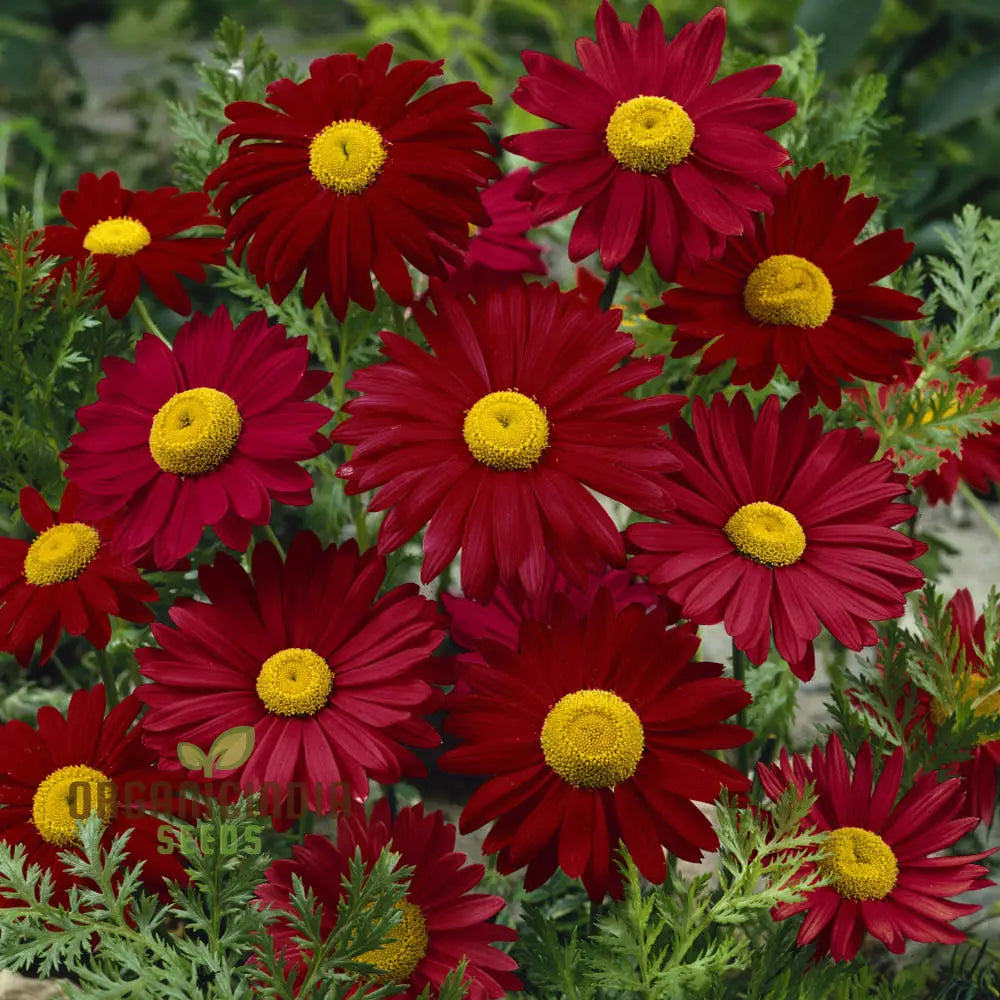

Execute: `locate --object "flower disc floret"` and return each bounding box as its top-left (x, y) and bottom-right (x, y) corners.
top-left (540, 688), bottom-right (644, 788)
top-left (462, 389), bottom-right (550, 470)
top-left (724, 501), bottom-right (806, 567)
top-left (605, 96), bottom-right (695, 173)
top-left (82, 216), bottom-right (152, 257)
top-left (256, 647), bottom-right (333, 717)
top-left (820, 826), bottom-right (898, 901)
top-left (743, 253), bottom-right (834, 328)
top-left (32, 764), bottom-right (111, 846)
top-left (23, 523), bottom-right (101, 586)
top-left (148, 387), bottom-right (242, 476)
top-left (356, 901), bottom-right (429, 983)
top-left (930, 673), bottom-right (1000, 744)
top-left (309, 120), bottom-right (388, 195)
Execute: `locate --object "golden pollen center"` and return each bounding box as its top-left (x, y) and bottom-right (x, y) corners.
top-left (820, 827), bottom-right (898, 901)
top-left (724, 501), bottom-right (806, 568)
top-left (82, 216), bottom-right (152, 257)
top-left (256, 647), bottom-right (333, 717)
top-left (148, 387), bottom-right (242, 477)
top-left (540, 689), bottom-right (644, 789)
top-left (463, 390), bottom-right (549, 471)
top-left (356, 901), bottom-right (429, 983)
top-left (23, 522), bottom-right (101, 586)
top-left (605, 96), bottom-right (695, 173)
top-left (309, 119), bottom-right (387, 194)
top-left (32, 764), bottom-right (112, 846)
top-left (930, 673), bottom-right (1000, 744)
top-left (743, 254), bottom-right (834, 328)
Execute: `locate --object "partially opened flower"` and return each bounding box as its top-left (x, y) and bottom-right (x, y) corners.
top-left (0, 685), bottom-right (195, 907)
top-left (627, 393), bottom-right (926, 681)
top-left (62, 306), bottom-right (332, 568)
top-left (504, 2), bottom-right (795, 279)
top-left (0, 483), bottom-right (158, 667)
top-left (759, 735), bottom-right (995, 961)
top-left (38, 171), bottom-right (225, 319)
top-left (205, 45), bottom-right (499, 320)
top-left (255, 799), bottom-right (519, 1000)
top-left (439, 588), bottom-right (752, 900)
top-left (136, 534), bottom-right (445, 818)
top-left (649, 165), bottom-right (923, 408)
top-left (333, 279), bottom-right (683, 602)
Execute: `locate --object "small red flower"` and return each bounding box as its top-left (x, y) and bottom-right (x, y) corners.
top-left (0, 484), bottom-right (157, 666)
top-left (759, 735), bottom-right (995, 961)
top-left (38, 171), bottom-right (225, 319)
top-left (255, 799), bottom-right (520, 1000)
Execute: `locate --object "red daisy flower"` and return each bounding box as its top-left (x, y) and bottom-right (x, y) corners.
top-left (62, 305), bottom-right (333, 569)
top-left (0, 483), bottom-right (158, 667)
top-left (333, 278), bottom-right (683, 602)
top-left (135, 533), bottom-right (445, 818)
top-left (649, 164), bottom-right (923, 408)
top-left (759, 735), bottom-right (996, 961)
top-left (38, 171), bottom-right (225, 319)
top-left (255, 799), bottom-right (519, 1000)
top-left (626, 393), bottom-right (926, 682)
top-left (503, 2), bottom-right (795, 280)
top-left (439, 588), bottom-right (752, 901)
top-left (204, 45), bottom-right (499, 321)
top-left (443, 167), bottom-right (546, 297)
top-left (0, 685), bottom-right (195, 908)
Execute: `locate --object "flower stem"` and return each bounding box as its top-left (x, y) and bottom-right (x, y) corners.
top-left (732, 641), bottom-right (750, 775)
top-left (96, 648), bottom-right (118, 707)
top-left (598, 265), bottom-right (622, 311)
top-left (263, 523), bottom-right (285, 559)
top-left (132, 297), bottom-right (169, 344)
top-left (958, 482), bottom-right (1000, 545)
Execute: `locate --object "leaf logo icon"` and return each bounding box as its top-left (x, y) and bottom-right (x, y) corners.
top-left (176, 726), bottom-right (256, 778)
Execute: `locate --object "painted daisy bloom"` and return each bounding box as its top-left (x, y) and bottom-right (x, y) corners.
top-left (443, 167), bottom-right (547, 297)
top-left (136, 534), bottom-right (445, 818)
top-left (38, 171), bottom-right (225, 319)
top-left (503, 2), bottom-right (795, 280)
top-left (256, 799), bottom-right (520, 1000)
top-left (759, 735), bottom-right (996, 961)
top-left (0, 483), bottom-right (158, 666)
top-left (626, 393), bottom-right (926, 682)
top-left (0, 686), bottom-right (195, 908)
top-left (205, 45), bottom-right (499, 321)
top-left (439, 588), bottom-right (752, 901)
top-left (333, 279), bottom-right (684, 602)
top-left (62, 306), bottom-right (333, 569)
top-left (649, 165), bottom-right (923, 409)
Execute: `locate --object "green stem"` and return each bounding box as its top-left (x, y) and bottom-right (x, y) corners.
top-left (50, 651), bottom-right (80, 690)
top-left (598, 266), bottom-right (622, 311)
top-left (732, 641), bottom-right (750, 776)
top-left (959, 481), bottom-right (1000, 545)
top-left (132, 297), bottom-right (169, 344)
top-left (96, 649), bottom-right (118, 707)
top-left (263, 523), bottom-right (285, 559)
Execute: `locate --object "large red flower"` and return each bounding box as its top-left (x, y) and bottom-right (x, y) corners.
top-left (649, 165), bottom-right (923, 408)
top-left (0, 685), bottom-right (195, 907)
top-left (333, 279), bottom-right (683, 602)
top-left (0, 483), bottom-right (157, 667)
top-left (62, 306), bottom-right (332, 569)
top-left (759, 735), bottom-right (995, 961)
top-left (626, 393), bottom-right (926, 681)
top-left (439, 588), bottom-right (751, 901)
top-left (255, 799), bottom-right (519, 1000)
top-left (135, 534), bottom-right (445, 817)
top-left (38, 171), bottom-right (225, 319)
top-left (503, 2), bottom-right (795, 280)
top-left (204, 45), bottom-right (499, 321)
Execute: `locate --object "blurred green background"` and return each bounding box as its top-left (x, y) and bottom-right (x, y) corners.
top-left (2, 0), bottom-right (999, 249)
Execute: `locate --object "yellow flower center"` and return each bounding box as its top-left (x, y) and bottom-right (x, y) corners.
top-left (605, 96), bottom-right (695, 173)
top-left (743, 254), bottom-right (835, 328)
top-left (23, 522), bottom-right (101, 586)
top-left (819, 827), bottom-right (898, 901)
top-left (256, 648), bottom-right (333, 717)
top-left (82, 217), bottom-right (152, 257)
top-left (540, 689), bottom-right (644, 789)
top-left (356, 901), bottom-right (429, 983)
top-left (930, 673), bottom-right (1000, 744)
top-left (148, 387), bottom-right (242, 477)
top-left (462, 390), bottom-right (549, 471)
top-left (724, 501), bottom-right (806, 568)
top-left (309, 119), bottom-right (387, 195)
top-left (32, 764), bottom-right (112, 847)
